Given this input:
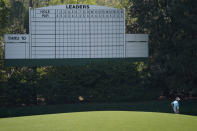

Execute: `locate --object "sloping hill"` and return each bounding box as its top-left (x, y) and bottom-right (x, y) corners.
top-left (0, 111), bottom-right (197, 131)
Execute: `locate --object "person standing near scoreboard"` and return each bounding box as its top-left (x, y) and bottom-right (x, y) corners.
top-left (171, 97), bottom-right (181, 114)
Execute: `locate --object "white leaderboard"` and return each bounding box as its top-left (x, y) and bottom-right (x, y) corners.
top-left (29, 5), bottom-right (125, 59)
top-left (4, 5), bottom-right (148, 60)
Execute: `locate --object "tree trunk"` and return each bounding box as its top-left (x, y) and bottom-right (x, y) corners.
top-left (29, 0), bottom-right (33, 7)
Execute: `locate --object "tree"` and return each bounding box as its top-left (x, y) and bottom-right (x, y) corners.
top-left (0, 0), bottom-right (9, 36)
top-left (128, 0), bottom-right (197, 95)
top-left (8, 0), bottom-right (27, 33)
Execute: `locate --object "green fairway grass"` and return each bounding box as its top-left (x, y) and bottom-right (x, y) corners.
top-left (0, 111), bottom-right (197, 131)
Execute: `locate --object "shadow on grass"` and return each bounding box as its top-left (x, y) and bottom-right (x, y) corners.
top-left (0, 100), bottom-right (197, 118)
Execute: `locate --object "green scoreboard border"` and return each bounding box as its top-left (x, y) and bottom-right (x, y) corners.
top-left (4, 58), bottom-right (147, 67)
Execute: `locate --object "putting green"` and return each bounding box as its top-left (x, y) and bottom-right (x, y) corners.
top-left (0, 111), bottom-right (197, 131)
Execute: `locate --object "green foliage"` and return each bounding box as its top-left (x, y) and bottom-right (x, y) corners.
top-left (0, 68), bottom-right (39, 107)
top-left (0, 0), bottom-right (9, 35)
top-left (0, 62), bottom-right (155, 107)
top-left (1, 0), bottom-right (196, 107)
top-left (128, 0), bottom-right (197, 94)
top-left (8, 0), bottom-right (27, 33)
top-left (37, 63), bottom-right (151, 104)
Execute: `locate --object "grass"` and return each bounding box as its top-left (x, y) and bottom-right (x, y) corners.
top-left (0, 111), bottom-right (197, 131)
top-left (1, 100), bottom-right (197, 118)
top-left (0, 100), bottom-right (197, 131)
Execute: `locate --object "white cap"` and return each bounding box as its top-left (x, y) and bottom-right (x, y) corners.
top-left (176, 97), bottom-right (180, 101)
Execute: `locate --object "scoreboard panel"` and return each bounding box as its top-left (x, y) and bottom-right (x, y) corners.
top-left (29, 5), bottom-right (125, 59)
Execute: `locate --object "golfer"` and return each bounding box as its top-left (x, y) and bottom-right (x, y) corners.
top-left (171, 97), bottom-right (180, 114)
